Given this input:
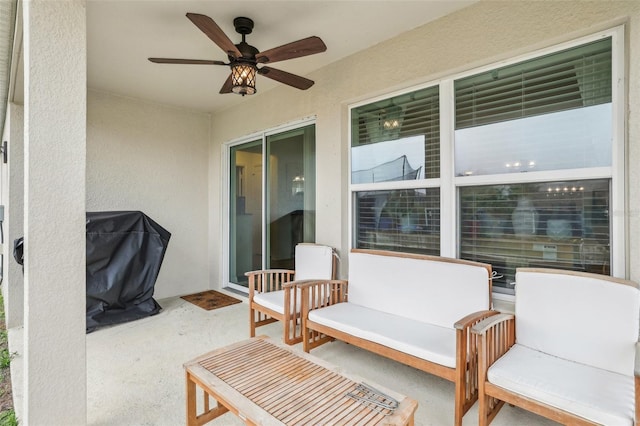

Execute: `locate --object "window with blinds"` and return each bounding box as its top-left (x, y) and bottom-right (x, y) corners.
top-left (459, 180), bottom-right (610, 292)
top-left (355, 188), bottom-right (440, 256)
top-left (349, 30), bottom-right (621, 292)
top-left (455, 37), bottom-right (614, 293)
top-left (454, 37), bottom-right (612, 176)
top-left (351, 86), bottom-right (440, 255)
top-left (351, 86), bottom-right (440, 181)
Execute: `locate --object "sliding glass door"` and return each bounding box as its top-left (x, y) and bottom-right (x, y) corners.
top-left (228, 124), bottom-right (316, 290)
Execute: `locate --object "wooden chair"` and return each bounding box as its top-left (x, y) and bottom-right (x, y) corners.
top-left (472, 268), bottom-right (640, 426)
top-left (246, 243), bottom-right (336, 344)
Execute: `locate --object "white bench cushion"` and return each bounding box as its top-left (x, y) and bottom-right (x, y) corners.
top-left (348, 252), bottom-right (490, 329)
top-left (308, 302), bottom-right (457, 368)
top-left (516, 270), bottom-right (640, 376)
top-left (489, 344), bottom-right (635, 426)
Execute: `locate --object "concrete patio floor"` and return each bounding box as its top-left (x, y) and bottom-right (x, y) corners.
top-left (9, 293), bottom-right (558, 425)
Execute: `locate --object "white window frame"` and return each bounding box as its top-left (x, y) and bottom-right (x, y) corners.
top-left (348, 26), bottom-right (626, 299)
top-left (348, 82), bottom-right (443, 252)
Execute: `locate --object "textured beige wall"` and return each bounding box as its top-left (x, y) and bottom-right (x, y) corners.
top-left (87, 90), bottom-right (211, 299)
top-left (210, 1), bottom-right (640, 283)
top-left (23, 0), bottom-right (87, 423)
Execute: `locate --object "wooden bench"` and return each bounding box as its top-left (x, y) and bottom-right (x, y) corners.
top-left (300, 248), bottom-right (496, 426)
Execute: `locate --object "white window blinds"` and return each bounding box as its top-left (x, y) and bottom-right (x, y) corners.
top-left (454, 38), bottom-right (613, 177)
top-left (455, 38), bottom-right (612, 129)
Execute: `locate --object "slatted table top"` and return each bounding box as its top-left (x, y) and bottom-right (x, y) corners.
top-left (184, 336), bottom-right (418, 425)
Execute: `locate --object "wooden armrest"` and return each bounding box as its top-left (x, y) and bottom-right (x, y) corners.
top-left (472, 313), bottom-right (516, 373)
top-left (452, 309), bottom-right (500, 421)
top-left (472, 313), bottom-right (516, 389)
top-left (636, 342), bottom-right (640, 425)
top-left (282, 279), bottom-right (316, 289)
top-left (454, 310), bottom-right (499, 330)
top-left (471, 313), bottom-right (515, 336)
top-left (635, 341), bottom-right (640, 377)
top-left (299, 279), bottom-right (348, 312)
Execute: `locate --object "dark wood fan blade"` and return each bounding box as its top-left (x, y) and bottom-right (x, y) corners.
top-left (258, 66), bottom-right (314, 90)
top-left (148, 58), bottom-right (227, 65)
top-left (219, 74), bottom-right (234, 94)
top-left (186, 13), bottom-right (242, 58)
top-left (256, 36), bottom-right (326, 64)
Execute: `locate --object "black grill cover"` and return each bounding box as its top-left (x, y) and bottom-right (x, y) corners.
top-left (86, 211), bottom-right (171, 333)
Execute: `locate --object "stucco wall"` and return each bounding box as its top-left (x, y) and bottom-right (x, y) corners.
top-left (1, 103), bottom-right (24, 329)
top-left (87, 90), bottom-right (210, 299)
top-left (210, 0), bottom-right (640, 284)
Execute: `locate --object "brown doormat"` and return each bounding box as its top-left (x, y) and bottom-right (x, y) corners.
top-left (180, 290), bottom-right (242, 311)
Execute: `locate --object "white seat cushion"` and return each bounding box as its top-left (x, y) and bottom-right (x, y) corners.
top-left (489, 344), bottom-right (635, 426)
top-left (308, 302), bottom-right (457, 368)
top-left (253, 286), bottom-right (327, 315)
top-left (253, 290), bottom-right (289, 315)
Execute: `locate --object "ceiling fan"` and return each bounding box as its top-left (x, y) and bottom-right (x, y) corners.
top-left (148, 13), bottom-right (327, 96)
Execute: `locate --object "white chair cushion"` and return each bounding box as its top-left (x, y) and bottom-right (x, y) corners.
top-left (253, 287), bottom-right (321, 315)
top-left (295, 244), bottom-right (334, 280)
top-left (253, 290), bottom-right (289, 315)
top-left (515, 270), bottom-right (640, 375)
top-left (489, 344), bottom-right (635, 426)
top-left (308, 302), bottom-right (457, 368)
top-left (253, 244), bottom-right (334, 316)
top-left (348, 251), bottom-right (490, 329)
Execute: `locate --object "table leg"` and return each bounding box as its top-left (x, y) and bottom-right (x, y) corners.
top-left (186, 372), bottom-right (197, 426)
top-left (406, 413), bottom-right (415, 426)
top-left (186, 371), bottom-right (230, 426)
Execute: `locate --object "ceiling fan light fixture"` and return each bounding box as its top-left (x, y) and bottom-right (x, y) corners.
top-left (231, 62), bottom-right (257, 96)
top-left (150, 14), bottom-right (325, 95)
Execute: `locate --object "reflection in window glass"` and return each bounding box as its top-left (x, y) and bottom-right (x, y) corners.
top-left (352, 86), bottom-right (439, 181)
top-left (454, 37), bottom-right (612, 177)
top-left (352, 136), bottom-right (425, 184)
top-left (459, 180), bottom-right (610, 293)
top-left (355, 188), bottom-right (440, 255)
top-left (266, 126), bottom-right (316, 270)
top-left (455, 104), bottom-right (611, 176)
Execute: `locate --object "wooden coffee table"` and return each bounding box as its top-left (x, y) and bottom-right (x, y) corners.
top-left (185, 336), bottom-right (418, 425)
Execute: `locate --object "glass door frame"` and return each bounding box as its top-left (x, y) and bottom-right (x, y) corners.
top-left (222, 117), bottom-right (316, 293)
